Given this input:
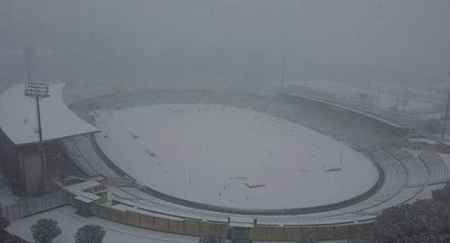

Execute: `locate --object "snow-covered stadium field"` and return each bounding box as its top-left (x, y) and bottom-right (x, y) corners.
top-left (92, 103), bottom-right (379, 210)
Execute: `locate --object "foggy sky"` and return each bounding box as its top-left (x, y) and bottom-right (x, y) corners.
top-left (1, 0), bottom-right (449, 88)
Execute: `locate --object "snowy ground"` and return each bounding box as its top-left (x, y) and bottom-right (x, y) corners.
top-left (5, 205), bottom-right (354, 243)
top-left (0, 172), bottom-right (18, 206)
top-left (6, 206), bottom-right (198, 243)
top-left (93, 104), bottom-right (378, 210)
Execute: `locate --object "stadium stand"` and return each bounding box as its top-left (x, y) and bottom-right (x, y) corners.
top-left (63, 133), bottom-right (418, 225)
top-left (388, 149), bottom-right (428, 187)
top-left (63, 135), bottom-right (117, 178)
top-left (419, 151), bottom-right (449, 184)
top-left (62, 90), bottom-right (426, 226)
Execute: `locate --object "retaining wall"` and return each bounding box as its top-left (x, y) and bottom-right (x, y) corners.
top-left (84, 202), bottom-right (373, 241)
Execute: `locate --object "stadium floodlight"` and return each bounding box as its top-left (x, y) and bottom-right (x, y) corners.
top-left (24, 81), bottom-right (50, 192)
top-left (23, 45), bottom-right (50, 192)
top-left (24, 81), bottom-right (50, 143)
top-left (23, 46), bottom-right (50, 142)
top-left (24, 81), bottom-right (50, 98)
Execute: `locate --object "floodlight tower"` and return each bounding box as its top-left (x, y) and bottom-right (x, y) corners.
top-left (23, 46), bottom-right (50, 191)
top-left (280, 54), bottom-right (287, 90)
top-left (442, 72), bottom-right (450, 141)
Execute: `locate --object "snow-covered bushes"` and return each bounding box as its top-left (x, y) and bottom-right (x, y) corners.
top-left (30, 219), bottom-right (61, 243)
top-left (75, 224), bottom-right (106, 243)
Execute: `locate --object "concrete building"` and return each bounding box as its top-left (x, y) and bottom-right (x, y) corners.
top-left (0, 83), bottom-right (99, 196)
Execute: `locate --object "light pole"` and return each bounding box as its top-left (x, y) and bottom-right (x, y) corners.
top-left (442, 91), bottom-right (450, 141)
top-left (442, 72), bottom-right (450, 141)
top-left (280, 54), bottom-right (286, 90)
top-left (23, 47), bottom-right (50, 192)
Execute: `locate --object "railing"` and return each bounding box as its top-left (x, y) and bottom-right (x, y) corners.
top-left (90, 203), bottom-right (228, 237)
top-left (86, 202), bottom-right (373, 241)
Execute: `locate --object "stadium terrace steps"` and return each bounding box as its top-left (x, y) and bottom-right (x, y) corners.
top-left (388, 150), bottom-right (428, 187)
top-left (63, 135), bottom-right (117, 178)
top-left (419, 151), bottom-right (449, 184)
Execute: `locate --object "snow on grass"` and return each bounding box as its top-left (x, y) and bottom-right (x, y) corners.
top-left (6, 206), bottom-right (198, 243)
top-left (93, 104), bottom-right (379, 210)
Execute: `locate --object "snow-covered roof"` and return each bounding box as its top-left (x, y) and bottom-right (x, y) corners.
top-left (65, 178), bottom-right (103, 203)
top-left (0, 83), bottom-right (99, 145)
top-left (64, 179), bottom-right (101, 194)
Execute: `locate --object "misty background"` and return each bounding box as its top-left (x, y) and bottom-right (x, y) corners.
top-left (0, 0), bottom-right (449, 92)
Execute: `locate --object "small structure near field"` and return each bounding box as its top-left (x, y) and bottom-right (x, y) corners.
top-left (60, 176), bottom-right (108, 217)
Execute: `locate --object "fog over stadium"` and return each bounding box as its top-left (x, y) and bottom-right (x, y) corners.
top-left (1, 1), bottom-right (450, 243)
top-left (1, 0), bottom-right (450, 88)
